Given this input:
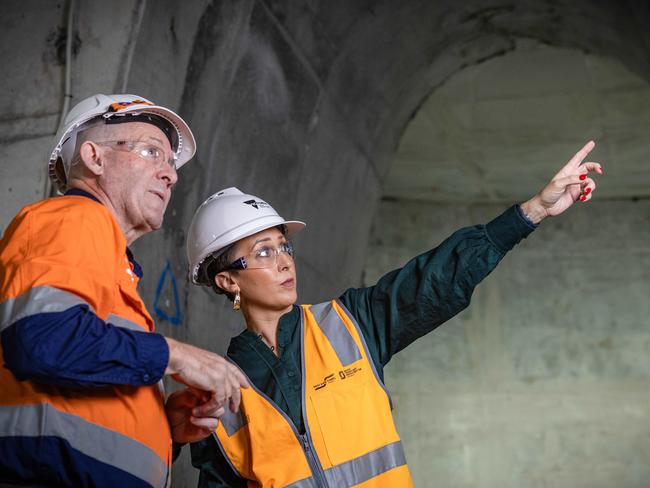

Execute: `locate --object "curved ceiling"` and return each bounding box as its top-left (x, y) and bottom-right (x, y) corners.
top-left (385, 39), bottom-right (650, 203)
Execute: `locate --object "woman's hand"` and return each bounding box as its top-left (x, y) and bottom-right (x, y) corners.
top-left (165, 387), bottom-right (225, 444)
top-left (520, 141), bottom-right (603, 224)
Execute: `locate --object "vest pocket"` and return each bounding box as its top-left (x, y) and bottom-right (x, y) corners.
top-left (308, 377), bottom-right (392, 466)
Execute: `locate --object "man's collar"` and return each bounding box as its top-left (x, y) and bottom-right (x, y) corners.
top-left (64, 188), bottom-right (101, 203)
top-left (126, 248), bottom-right (144, 278)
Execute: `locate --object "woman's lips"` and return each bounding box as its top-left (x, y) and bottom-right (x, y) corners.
top-left (280, 278), bottom-right (295, 288)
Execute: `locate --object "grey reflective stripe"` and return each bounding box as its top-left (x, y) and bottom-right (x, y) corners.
top-left (285, 475), bottom-right (319, 488)
top-left (0, 286), bottom-right (91, 332)
top-left (0, 403), bottom-right (168, 487)
top-left (324, 441), bottom-right (407, 486)
top-left (107, 313), bottom-right (147, 332)
top-left (334, 299), bottom-right (394, 409)
top-left (309, 302), bottom-right (362, 367)
top-left (220, 407), bottom-right (247, 436)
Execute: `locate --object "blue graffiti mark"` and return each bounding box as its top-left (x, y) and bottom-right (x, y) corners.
top-left (154, 260), bottom-right (182, 326)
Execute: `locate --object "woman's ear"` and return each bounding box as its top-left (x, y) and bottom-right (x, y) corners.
top-left (215, 271), bottom-right (239, 295)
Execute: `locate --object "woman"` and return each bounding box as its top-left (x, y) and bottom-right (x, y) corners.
top-left (185, 142), bottom-right (602, 487)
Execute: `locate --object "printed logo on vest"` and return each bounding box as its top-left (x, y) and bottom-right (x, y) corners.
top-left (313, 373), bottom-right (335, 391)
top-left (313, 367), bottom-right (363, 390)
top-left (339, 366), bottom-right (362, 380)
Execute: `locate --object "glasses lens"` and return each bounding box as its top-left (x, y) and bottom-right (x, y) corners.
top-left (249, 245), bottom-right (275, 268)
top-left (281, 241), bottom-right (294, 258)
top-left (97, 140), bottom-right (173, 167)
top-left (235, 240), bottom-right (294, 270)
top-left (136, 143), bottom-right (169, 166)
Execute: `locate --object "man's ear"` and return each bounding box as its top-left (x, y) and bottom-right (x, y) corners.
top-left (78, 141), bottom-right (105, 177)
top-left (215, 271), bottom-right (239, 294)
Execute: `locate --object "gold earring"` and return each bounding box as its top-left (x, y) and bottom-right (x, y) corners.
top-left (233, 292), bottom-right (241, 311)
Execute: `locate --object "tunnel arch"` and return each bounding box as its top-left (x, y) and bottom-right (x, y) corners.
top-left (314, 0), bottom-right (650, 183)
top-left (2, 2), bottom-right (649, 484)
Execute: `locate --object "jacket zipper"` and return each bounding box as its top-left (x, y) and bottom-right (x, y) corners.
top-left (299, 433), bottom-right (328, 487)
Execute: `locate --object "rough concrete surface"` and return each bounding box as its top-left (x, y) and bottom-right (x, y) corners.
top-left (1, 1), bottom-right (649, 486)
top-left (365, 200), bottom-right (650, 487)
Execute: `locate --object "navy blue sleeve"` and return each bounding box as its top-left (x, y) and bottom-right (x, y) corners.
top-left (1, 304), bottom-right (168, 387)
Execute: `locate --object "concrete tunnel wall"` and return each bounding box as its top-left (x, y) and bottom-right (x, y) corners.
top-left (2, 1), bottom-right (650, 486)
top-left (366, 200), bottom-right (650, 487)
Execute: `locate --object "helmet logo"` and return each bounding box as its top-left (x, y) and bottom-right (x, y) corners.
top-left (243, 199), bottom-right (270, 210)
top-left (108, 100), bottom-right (154, 112)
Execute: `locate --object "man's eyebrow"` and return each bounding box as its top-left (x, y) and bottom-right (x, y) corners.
top-left (146, 136), bottom-right (166, 146)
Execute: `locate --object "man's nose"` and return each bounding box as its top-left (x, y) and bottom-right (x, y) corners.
top-left (160, 162), bottom-right (178, 187)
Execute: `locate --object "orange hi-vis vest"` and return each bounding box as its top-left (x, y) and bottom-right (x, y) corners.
top-left (214, 299), bottom-right (414, 487)
top-left (0, 195), bottom-right (171, 487)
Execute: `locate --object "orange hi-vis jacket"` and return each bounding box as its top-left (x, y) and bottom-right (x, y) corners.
top-left (214, 299), bottom-right (414, 487)
top-left (0, 194), bottom-right (171, 487)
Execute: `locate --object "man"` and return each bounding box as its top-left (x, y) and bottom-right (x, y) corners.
top-left (0, 94), bottom-right (248, 487)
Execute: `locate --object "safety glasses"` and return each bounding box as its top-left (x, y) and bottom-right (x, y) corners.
top-left (224, 241), bottom-right (295, 271)
top-left (95, 140), bottom-right (176, 168)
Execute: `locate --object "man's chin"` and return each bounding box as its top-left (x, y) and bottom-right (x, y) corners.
top-left (145, 206), bottom-right (167, 229)
top-left (144, 215), bottom-right (164, 232)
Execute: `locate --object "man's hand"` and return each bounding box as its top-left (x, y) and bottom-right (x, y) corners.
top-left (165, 387), bottom-right (225, 444)
top-left (520, 141), bottom-right (603, 224)
top-left (164, 338), bottom-right (249, 413)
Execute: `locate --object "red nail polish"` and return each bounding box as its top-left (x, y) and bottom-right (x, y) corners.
top-left (579, 174), bottom-right (587, 181)
top-left (580, 195), bottom-right (587, 201)
top-left (585, 188), bottom-right (592, 195)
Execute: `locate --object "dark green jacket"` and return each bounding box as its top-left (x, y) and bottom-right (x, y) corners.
top-left (189, 205), bottom-right (535, 487)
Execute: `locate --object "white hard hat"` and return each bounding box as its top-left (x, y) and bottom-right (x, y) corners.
top-left (187, 187), bottom-right (306, 285)
top-left (49, 93), bottom-right (197, 192)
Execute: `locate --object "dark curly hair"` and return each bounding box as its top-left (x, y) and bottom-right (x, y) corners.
top-left (203, 244), bottom-right (237, 301)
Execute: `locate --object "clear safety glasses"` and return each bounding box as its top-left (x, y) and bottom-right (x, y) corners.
top-left (95, 140), bottom-right (176, 168)
top-left (224, 241), bottom-right (295, 271)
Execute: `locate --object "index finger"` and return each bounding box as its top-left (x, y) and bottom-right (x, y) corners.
top-left (233, 367), bottom-right (250, 388)
top-left (229, 381), bottom-right (242, 413)
top-left (566, 140), bottom-right (595, 171)
top-left (192, 400), bottom-right (224, 417)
